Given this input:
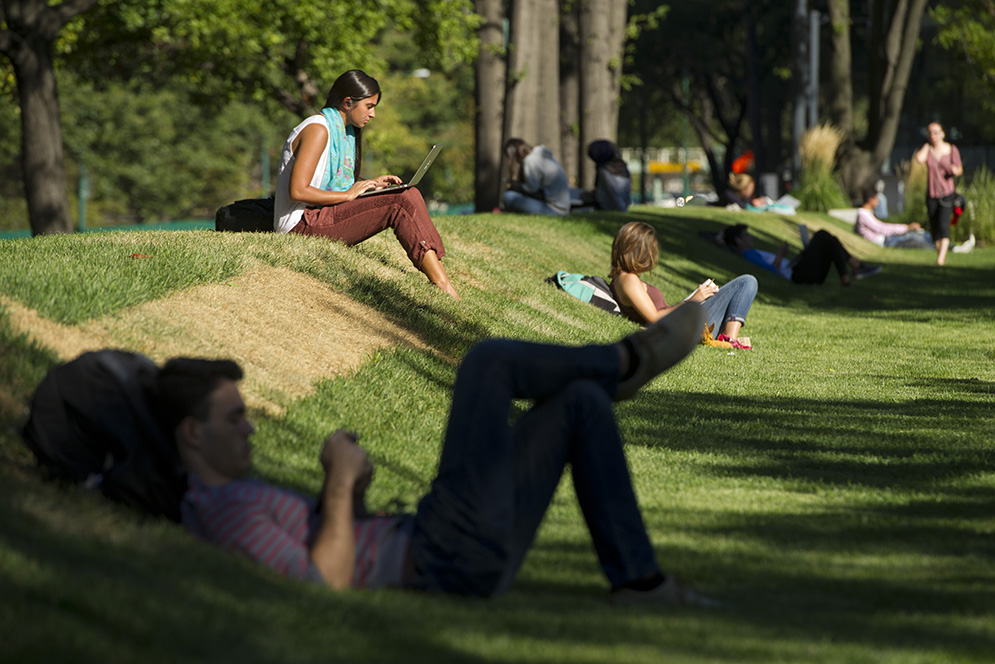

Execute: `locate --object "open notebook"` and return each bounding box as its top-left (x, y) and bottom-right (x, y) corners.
top-left (357, 143), bottom-right (444, 197)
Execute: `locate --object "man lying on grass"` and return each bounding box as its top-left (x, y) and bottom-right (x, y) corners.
top-left (157, 303), bottom-right (714, 605)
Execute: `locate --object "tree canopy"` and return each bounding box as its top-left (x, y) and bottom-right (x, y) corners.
top-left (67, 0), bottom-right (479, 116)
top-left (932, 0), bottom-right (995, 113)
top-left (0, 0), bottom-right (480, 233)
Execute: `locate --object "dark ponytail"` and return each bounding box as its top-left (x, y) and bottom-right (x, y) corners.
top-left (323, 70), bottom-right (381, 181)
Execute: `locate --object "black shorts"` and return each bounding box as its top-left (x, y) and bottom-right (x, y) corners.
top-left (926, 197), bottom-right (952, 240)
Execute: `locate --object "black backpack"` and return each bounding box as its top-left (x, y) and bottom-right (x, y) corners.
top-left (20, 350), bottom-right (187, 521)
top-left (215, 197), bottom-right (275, 232)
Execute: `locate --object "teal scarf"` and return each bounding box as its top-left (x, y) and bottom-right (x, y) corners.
top-left (318, 108), bottom-right (357, 192)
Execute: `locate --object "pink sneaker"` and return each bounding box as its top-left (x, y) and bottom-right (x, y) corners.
top-left (716, 334), bottom-right (752, 350)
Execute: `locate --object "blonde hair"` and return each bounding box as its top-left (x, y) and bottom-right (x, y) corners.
top-left (610, 221), bottom-right (659, 279)
top-left (728, 172), bottom-right (754, 194)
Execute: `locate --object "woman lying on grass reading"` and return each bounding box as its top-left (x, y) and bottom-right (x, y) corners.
top-left (609, 221), bottom-right (758, 350)
top-left (721, 223), bottom-right (880, 287)
top-left (274, 69), bottom-right (458, 298)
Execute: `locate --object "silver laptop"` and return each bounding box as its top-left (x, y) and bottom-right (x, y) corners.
top-left (357, 143), bottom-right (444, 197)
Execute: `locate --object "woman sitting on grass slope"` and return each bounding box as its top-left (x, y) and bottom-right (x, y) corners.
top-left (609, 221), bottom-right (758, 350)
top-left (273, 69), bottom-right (458, 298)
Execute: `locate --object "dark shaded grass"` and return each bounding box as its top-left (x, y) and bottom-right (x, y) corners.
top-left (1, 207), bottom-right (993, 662)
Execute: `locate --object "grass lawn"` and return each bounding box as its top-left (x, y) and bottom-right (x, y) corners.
top-left (1, 205), bottom-right (993, 663)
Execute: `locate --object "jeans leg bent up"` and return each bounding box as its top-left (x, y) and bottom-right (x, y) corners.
top-left (407, 339), bottom-right (660, 596)
top-left (791, 230), bottom-right (850, 284)
top-left (701, 274), bottom-right (758, 334)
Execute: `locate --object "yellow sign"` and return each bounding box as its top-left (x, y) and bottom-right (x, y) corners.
top-left (648, 161), bottom-right (703, 174)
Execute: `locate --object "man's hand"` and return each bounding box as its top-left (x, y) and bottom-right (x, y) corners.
top-left (909, 222), bottom-right (922, 231)
top-left (311, 429), bottom-right (371, 589)
top-left (320, 429), bottom-right (371, 483)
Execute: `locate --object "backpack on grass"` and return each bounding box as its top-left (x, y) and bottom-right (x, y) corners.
top-left (215, 197), bottom-right (275, 232)
top-left (546, 271), bottom-right (622, 315)
top-left (20, 350), bottom-right (187, 521)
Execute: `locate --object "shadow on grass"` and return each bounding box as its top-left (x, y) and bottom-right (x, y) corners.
top-left (571, 210), bottom-right (995, 317)
top-left (0, 468), bottom-right (495, 663)
top-left (623, 386), bottom-right (995, 491)
top-left (515, 533), bottom-right (994, 660)
top-left (340, 270), bottom-right (491, 358)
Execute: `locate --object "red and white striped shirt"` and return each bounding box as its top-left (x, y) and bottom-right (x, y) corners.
top-left (181, 476), bottom-right (408, 588)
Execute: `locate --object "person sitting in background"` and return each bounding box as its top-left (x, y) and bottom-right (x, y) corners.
top-left (609, 221), bottom-right (757, 350)
top-left (855, 186), bottom-right (932, 249)
top-left (586, 140), bottom-right (632, 212)
top-left (158, 304), bottom-right (717, 606)
top-left (873, 179), bottom-right (889, 219)
top-left (501, 138), bottom-right (571, 216)
top-left (722, 223), bottom-right (880, 287)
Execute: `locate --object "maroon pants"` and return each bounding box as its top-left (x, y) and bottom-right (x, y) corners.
top-left (290, 188), bottom-right (445, 268)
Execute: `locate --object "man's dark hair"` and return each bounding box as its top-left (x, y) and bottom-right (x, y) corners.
top-left (722, 223), bottom-right (749, 248)
top-left (860, 185), bottom-right (878, 205)
top-left (155, 358), bottom-right (243, 434)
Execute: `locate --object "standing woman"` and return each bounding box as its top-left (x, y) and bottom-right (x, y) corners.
top-left (915, 122), bottom-right (963, 266)
top-left (274, 70), bottom-right (458, 298)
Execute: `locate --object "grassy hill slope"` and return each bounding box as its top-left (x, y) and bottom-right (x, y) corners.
top-left (1, 206), bottom-right (993, 663)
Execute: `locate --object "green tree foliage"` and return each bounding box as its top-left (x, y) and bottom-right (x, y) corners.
top-left (932, 0), bottom-right (995, 112)
top-left (622, 0), bottom-right (794, 194)
top-left (66, 0), bottom-right (479, 116)
top-left (0, 0), bottom-right (100, 235)
top-left (59, 74), bottom-right (293, 224)
top-left (364, 67), bottom-right (476, 207)
top-left (0, 90), bottom-right (27, 230)
top-left (0, 0), bottom-right (482, 230)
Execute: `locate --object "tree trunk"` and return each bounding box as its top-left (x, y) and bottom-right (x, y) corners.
top-left (13, 40), bottom-right (72, 234)
top-left (535, 0), bottom-right (560, 156)
top-left (578, 0), bottom-right (627, 189)
top-left (829, 0), bottom-right (928, 198)
top-left (745, 9), bottom-right (766, 174)
top-left (869, 0), bottom-right (928, 167)
top-left (504, 0), bottom-right (542, 143)
top-left (1, 0), bottom-right (100, 235)
top-left (559, 0), bottom-right (581, 186)
top-left (474, 0), bottom-right (506, 212)
top-left (825, 0), bottom-right (853, 135)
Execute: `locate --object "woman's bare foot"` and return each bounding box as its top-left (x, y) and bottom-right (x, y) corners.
top-left (421, 250), bottom-right (460, 299)
top-left (936, 238), bottom-right (950, 266)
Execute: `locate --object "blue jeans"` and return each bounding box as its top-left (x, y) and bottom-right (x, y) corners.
top-left (702, 274), bottom-right (757, 335)
top-left (884, 230), bottom-right (933, 249)
top-left (408, 339), bottom-right (660, 596)
top-left (502, 190), bottom-right (567, 216)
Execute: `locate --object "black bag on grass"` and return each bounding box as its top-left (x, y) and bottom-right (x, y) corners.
top-left (20, 350), bottom-right (187, 521)
top-left (215, 197), bottom-right (275, 232)
top-left (546, 271), bottom-right (622, 315)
